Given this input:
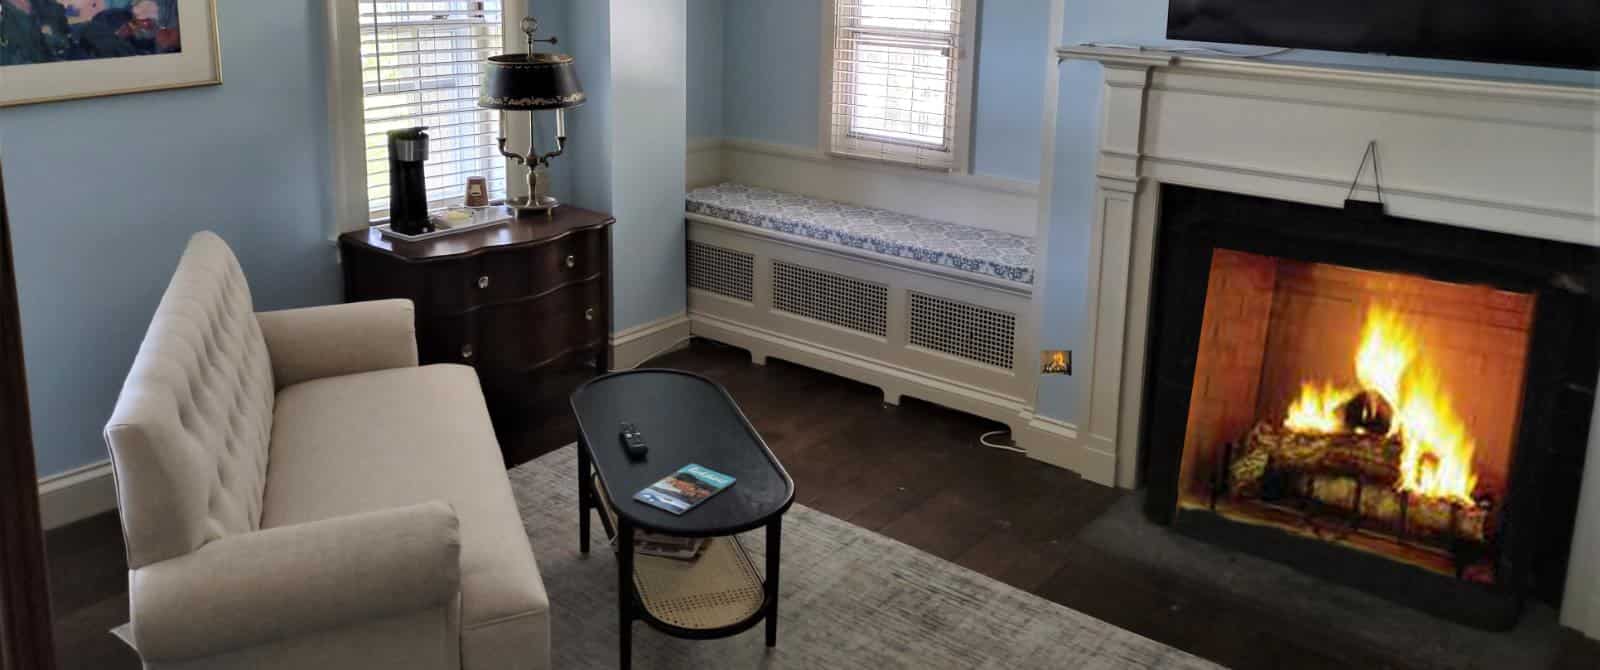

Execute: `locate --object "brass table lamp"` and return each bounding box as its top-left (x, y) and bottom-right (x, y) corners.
top-left (479, 17), bottom-right (586, 213)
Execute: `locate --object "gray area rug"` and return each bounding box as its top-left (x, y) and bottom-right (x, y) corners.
top-left (1080, 494), bottom-right (1567, 670)
top-left (510, 447), bottom-right (1221, 670)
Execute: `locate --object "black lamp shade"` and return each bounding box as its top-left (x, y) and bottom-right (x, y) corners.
top-left (478, 52), bottom-right (586, 111)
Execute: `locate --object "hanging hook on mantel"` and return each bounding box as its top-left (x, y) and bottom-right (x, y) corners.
top-left (1344, 140), bottom-right (1389, 220)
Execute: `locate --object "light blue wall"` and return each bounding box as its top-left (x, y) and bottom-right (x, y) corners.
top-left (687, 0), bottom-right (725, 140)
top-left (970, 0), bottom-right (1053, 182)
top-left (531, 0), bottom-right (575, 205)
top-left (562, 0), bottom-right (613, 214)
top-left (1033, 0), bottom-right (1600, 425)
top-left (560, 0), bottom-right (688, 332)
top-left (610, 0), bottom-right (688, 330)
top-left (0, 0), bottom-right (343, 478)
top-left (719, 0), bottom-right (1053, 182)
top-left (722, 1), bottom-right (823, 150)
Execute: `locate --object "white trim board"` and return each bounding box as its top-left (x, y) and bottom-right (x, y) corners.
top-left (689, 138), bottom-right (1042, 237)
top-left (38, 461), bottom-right (117, 530)
top-left (611, 311), bottom-right (692, 371)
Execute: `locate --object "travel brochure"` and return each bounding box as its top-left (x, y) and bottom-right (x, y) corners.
top-left (633, 464), bottom-right (736, 516)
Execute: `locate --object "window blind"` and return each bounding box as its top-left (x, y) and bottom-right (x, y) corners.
top-left (361, 0), bottom-right (507, 220)
top-left (829, 0), bottom-right (963, 171)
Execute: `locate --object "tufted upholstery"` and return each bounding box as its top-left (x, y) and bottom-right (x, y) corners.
top-left (106, 232), bottom-right (275, 569)
top-left (105, 232), bottom-right (549, 670)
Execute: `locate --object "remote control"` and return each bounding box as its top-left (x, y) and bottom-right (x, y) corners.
top-left (619, 423), bottom-right (648, 460)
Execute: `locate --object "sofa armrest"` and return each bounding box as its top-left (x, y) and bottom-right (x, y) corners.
top-left (257, 299), bottom-right (418, 389)
top-left (129, 502), bottom-right (460, 662)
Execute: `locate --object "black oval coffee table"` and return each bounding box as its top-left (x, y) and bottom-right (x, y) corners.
top-left (571, 369), bottom-right (795, 670)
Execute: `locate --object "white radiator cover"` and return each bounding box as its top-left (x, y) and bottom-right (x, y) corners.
top-left (1055, 46), bottom-right (1599, 638)
top-left (686, 213), bottom-right (1038, 439)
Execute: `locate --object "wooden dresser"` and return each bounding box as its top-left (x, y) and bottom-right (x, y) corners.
top-left (339, 207), bottom-right (615, 416)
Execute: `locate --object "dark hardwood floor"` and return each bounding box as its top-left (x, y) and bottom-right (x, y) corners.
top-left (44, 339), bottom-right (1600, 669)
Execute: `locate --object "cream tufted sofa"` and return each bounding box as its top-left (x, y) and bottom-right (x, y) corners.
top-left (104, 232), bottom-right (549, 670)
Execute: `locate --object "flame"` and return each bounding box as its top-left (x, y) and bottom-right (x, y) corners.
top-left (1285, 383), bottom-right (1356, 434)
top-left (1282, 305), bottom-right (1479, 504)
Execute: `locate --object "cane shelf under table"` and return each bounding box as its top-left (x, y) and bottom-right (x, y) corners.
top-left (571, 369), bottom-right (795, 669)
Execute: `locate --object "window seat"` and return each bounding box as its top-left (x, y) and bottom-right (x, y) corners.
top-left (686, 183), bottom-right (1035, 286)
top-left (683, 182), bottom-right (1037, 437)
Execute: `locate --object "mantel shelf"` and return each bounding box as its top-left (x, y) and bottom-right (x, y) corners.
top-left (1055, 44), bottom-right (1600, 107)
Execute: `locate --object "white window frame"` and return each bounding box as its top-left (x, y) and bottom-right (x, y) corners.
top-left (325, 0), bottom-right (530, 234)
top-left (819, 0), bottom-right (979, 174)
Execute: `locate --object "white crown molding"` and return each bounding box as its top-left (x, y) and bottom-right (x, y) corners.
top-left (38, 460), bottom-right (117, 530)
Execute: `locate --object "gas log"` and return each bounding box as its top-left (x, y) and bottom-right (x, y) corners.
top-left (1226, 422), bottom-right (1490, 543)
top-left (1233, 422), bottom-right (1403, 486)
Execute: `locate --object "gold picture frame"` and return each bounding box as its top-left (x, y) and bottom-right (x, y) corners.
top-left (0, 0), bottom-right (221, 108)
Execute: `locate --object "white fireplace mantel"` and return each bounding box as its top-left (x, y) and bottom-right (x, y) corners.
top-left (1054, 45), bottom-right (1600, 637)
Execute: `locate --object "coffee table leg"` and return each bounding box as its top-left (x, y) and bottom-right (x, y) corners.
top-left (766, 517), bottom-right (782, 648)
top-left (578, 439), bottom-right (591, 554)
top-left (617, 520), bottom-right (634, 670)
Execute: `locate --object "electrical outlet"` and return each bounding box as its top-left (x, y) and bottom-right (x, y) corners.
top-left (1041, 350), bottom-right (1072, 375)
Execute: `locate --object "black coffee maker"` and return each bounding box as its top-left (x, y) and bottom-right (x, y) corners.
top-left (387, 127), bottom-right (432, 235)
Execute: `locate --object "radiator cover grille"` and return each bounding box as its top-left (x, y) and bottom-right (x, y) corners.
top-left (687, 242), bottom-right (755, 303)
top-left (771, 261), bottom-right (889, 337)
top-left (908, 291), bottom-right (1017, 370)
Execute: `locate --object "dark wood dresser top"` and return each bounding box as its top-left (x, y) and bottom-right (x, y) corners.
top-left (340, 206), bottom-right (615, 261)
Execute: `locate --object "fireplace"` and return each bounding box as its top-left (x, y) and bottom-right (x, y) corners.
top-left (1142, 185), bottom-right (1598, 630)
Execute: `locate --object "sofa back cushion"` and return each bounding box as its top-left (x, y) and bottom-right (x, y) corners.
top-left (105, 232), bottom-right (276, 569)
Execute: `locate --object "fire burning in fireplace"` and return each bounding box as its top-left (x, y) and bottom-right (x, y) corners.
top-left (1282, 304), bottom-right (1479, 504)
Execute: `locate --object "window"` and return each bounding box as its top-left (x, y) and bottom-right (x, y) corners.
top-left (826, 0), bottom-right (974, 172)
top-left (328, 1), bottom-right (527, 229)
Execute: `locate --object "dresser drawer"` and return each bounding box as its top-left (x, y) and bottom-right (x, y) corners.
top-left (423, 278), bottom-right (607, 370)
top-left (419, 227), bottom-right (607, 316)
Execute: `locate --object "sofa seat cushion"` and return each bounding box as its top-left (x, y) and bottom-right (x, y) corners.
top-left (686, 182), bottom-right (1036, 285)
top-left (260, 364), bottom-right (547, 667)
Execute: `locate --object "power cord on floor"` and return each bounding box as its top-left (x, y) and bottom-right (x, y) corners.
top-left (979, 430), bottom-right (1026, 454)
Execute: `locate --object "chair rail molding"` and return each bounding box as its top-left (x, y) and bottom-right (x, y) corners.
top-left (1057, 44), bottom-right (1600, 639)
top-left (691, 138), bottom-right (1041, 238)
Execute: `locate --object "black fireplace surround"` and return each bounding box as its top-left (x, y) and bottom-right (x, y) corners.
top-left (1141, 185), bottom-right (1599, 630)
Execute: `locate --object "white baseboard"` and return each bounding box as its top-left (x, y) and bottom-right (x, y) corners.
top-left (611, 312), bottom-right (692, 371)
top-left (691, 311), bottom-right (1113, 484)
top-left (38, 460), bottom-right (117, 530)
top-left (692, 138), bottom-right (1041, 238)
top-left (1016, 414), bottom-right (1117, 487)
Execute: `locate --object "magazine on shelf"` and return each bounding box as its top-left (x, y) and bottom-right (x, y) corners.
top-left (633, 464), bottom-right (736, 516)
top-left (592, 473), bottom-right (709, 561)
top-left (635, 532), bottom-right (706, 561)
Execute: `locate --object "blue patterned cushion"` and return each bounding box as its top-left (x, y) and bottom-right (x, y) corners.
top-left (686, 183), bottom-right (1035, 285)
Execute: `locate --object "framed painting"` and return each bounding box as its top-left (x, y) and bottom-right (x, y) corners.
top-left (0, 0), bottom-right (220, 107)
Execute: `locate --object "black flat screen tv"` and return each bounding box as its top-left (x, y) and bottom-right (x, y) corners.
top-left (1168, 1), bottom-right (1600, 71)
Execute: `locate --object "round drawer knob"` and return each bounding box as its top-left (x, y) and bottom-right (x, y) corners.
top-left (477, 275), bottom-right (490, 289)
top-left (585, 307), bottom-right (596, 322)
top-left (565, 255), bottom-right (577, 269)
top-left (461, 344), bottom-right (474, 360)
